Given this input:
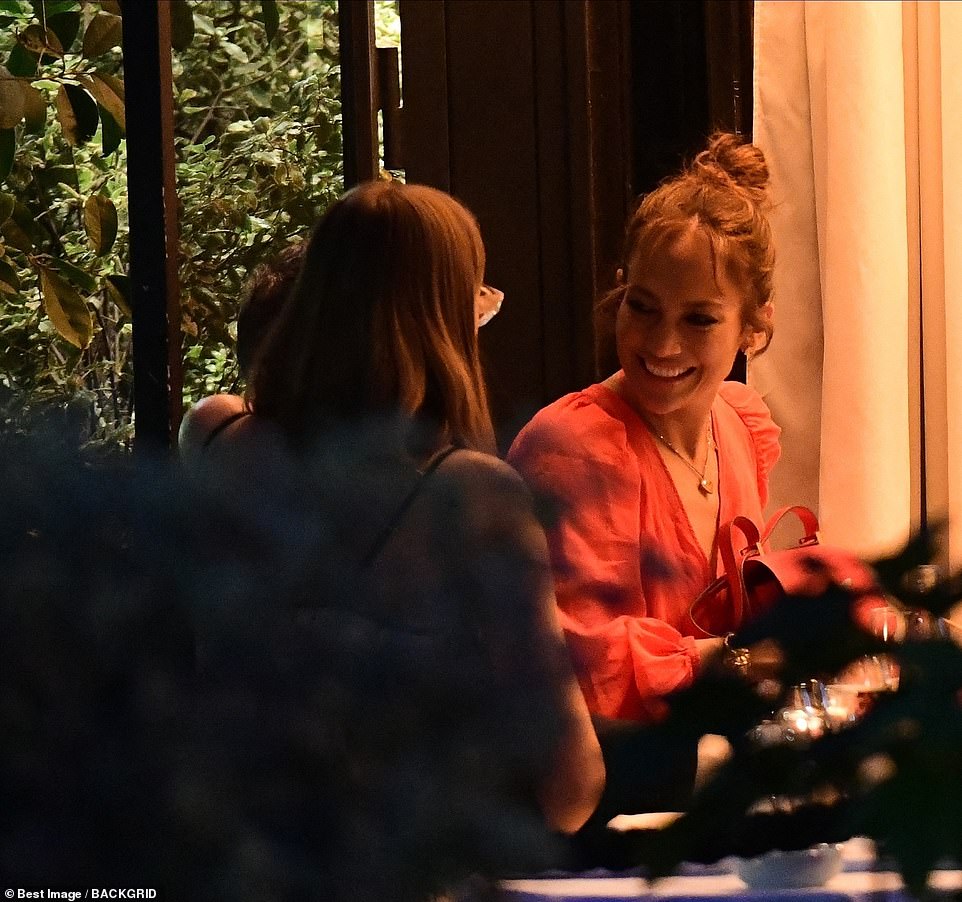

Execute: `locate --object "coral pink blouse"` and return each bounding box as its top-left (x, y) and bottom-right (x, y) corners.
top-left (508, 379), bottom-right (781, 723)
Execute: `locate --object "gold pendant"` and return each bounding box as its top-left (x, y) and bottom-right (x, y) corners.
top-left (699, 477), bottom-right (714, 495)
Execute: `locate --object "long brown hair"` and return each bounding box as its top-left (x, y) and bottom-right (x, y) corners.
top-left (248, 181), bottom-right (496, 455)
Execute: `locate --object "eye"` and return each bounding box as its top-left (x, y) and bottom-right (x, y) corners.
top-left (625, 295), bottom-right (656, 316)
top-left (686, 313), bottom-right (720, 328)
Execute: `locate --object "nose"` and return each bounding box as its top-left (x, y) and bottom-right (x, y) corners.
top-left (645, 319), bottom-right (683, 358)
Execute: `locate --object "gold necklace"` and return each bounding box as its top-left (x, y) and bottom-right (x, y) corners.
top-left (646, 420), bottom-right (715, 495)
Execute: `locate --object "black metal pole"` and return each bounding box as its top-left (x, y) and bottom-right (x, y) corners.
top-left (121, 0), bottom-right (181, 453)
top-left (339, 0), bottom-right (379, 188)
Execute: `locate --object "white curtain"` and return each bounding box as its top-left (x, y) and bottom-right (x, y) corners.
top-left (751, 0), bottom-right (962, 570)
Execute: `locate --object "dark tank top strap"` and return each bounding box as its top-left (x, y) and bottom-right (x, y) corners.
top-left (358, 444), bottom-right (459, 571)
top-left (202, 410), bottom-right (250, 450)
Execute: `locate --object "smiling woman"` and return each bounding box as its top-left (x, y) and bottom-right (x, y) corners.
top-left (507, 132), bottom-right (779, 829)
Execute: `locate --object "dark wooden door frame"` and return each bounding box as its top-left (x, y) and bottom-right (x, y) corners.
top-left (121, 0), bottom-right (182, 454)
top-left (338, 0), bottom-right (379, 187)
top-left (399, 0), bottom-right (634, 446)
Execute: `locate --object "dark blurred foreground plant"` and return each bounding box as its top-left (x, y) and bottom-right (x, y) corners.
top-left (0, 418), bottom-right (568, 900)
top-left (628, 533), bottom-right (962, 897)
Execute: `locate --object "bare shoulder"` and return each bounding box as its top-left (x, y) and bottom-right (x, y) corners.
top-left (440, 448), bottom-right (522, 479)
top-left (434, 449), bottom-right (548, 550)
top-left (438, 448), bottom-right (529, 497)
top-left (178, 394), bottom-right (247, 458)
top-left (179, 395), bottom-right (288, 475)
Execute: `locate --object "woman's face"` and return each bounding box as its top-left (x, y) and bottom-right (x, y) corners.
top-left (615, 227), bottom-right (753, 424)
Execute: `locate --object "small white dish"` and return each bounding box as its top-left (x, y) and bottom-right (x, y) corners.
top-left (734, 843), bottom-right (843, 889)
top-left (606, 811), bottom-right (684, 832)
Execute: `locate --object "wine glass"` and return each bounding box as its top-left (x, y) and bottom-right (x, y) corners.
top-left (826, 604), bottom-right (902, 722)
top-left (776, 679), bottom-right (828, 739)
top-left (867, 604), bottom-right (902, 690)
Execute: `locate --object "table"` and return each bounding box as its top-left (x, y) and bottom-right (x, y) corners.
top-left (500, 838), bottom-right (962, 901)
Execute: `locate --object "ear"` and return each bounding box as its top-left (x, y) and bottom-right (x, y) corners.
top-left (742, 302), bottom-right (774, 354)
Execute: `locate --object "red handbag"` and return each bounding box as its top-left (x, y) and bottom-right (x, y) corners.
top-left (691, 505), bottom-right (881, 636)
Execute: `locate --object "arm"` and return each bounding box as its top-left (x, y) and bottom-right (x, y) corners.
top-left (528, 516), bottom-right (607, 834)
top-left (444, 452), bottom-right (605, 834)
top-left (177, 393), bottom-right (246, 471)
top-left (509, 418), bottom-right (702, 723)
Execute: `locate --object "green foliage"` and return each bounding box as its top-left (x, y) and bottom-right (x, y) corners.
top-left (0, 0), bottom-right (346, 447)
top-left (374, 0), bottom-right (401, 48)
top-left (0, 0), bottom-right (130, 447)
top-left (173, 0), bottom-right (343, 406)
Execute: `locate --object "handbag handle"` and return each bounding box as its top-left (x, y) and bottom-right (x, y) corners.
top-left (717, 516), bottom-right (762, 624)
top-left (689, 506), bottom-right (821, 637)
top-left (761, 505), bottom-right (820, 547)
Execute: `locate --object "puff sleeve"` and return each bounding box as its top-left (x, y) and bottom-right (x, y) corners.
top-left (508, 394), bottom-right (699, 723)
top-left (718, 381), bottom-right (781, 509)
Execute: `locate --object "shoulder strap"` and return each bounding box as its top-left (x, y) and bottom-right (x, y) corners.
top-left (718, 516), bottom-right (762, 625)
top-left (761, 505), bottom-right (820, 546)
top-left (358, 444), bottom-right (459, 571)
top-left (202, 410), bottom-right (249, 450)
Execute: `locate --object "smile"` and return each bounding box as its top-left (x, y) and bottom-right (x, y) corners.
top-left (642, 359), bottom-right (695, 379)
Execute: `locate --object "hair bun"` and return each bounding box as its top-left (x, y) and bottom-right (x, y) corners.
top-left (693, 131), bottom-right (770, 201)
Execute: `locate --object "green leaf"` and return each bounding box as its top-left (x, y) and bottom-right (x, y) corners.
top-left (46, 10), bottom-right (80, 53)
top-left (39, 266), bottom-right (93, 348)
top-left (1, 219), bottom-right (31, 251)
top-left (54, 82), bottom-right (98, 145)
top-left (19, 23), bottom-right (63, 59)
top-left (0, 191), bottom-right (13, 224)
top-left (222, 41), bottom-right (248, 64)
top-left (32, 1), bottom-right (78, 16)
top-left (48, 254), bottom-right (97, 293)
top-left (0, 2), bottom-right (31, 14)
top-left (0, 255), bottom-right (20, 294)
top-left (37, 163), bottom-right (78, 190)
top-left (0, 65), bottom-right (25, 128)
top-left (92, 68), bottom-right (123, 101)
top-left (9, 199), bottom-right (43, 240)
top-left (83, 71), bottom-right (124, 130)
top-left (82, 12), bottom-right (122, 58)
top-left (169, 0), bottom-right (194, 52)
top-left (83, 194), bottom-right (117, 255)
top-left (21, 82), bottom-right (44, 132)
top-left (260, 0), bottom-right (279, 41)
top-left (105, 272), bottom-right (130, 317)
top-left (0, 128), bottom-right (14, 183)
top-left (100, 105), bottom-right (122, 155)
top-left (6, 42), bottom-right (38, 77)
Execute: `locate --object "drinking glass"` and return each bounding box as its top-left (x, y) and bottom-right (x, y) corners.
top-left (776, 680), bottom-right (828, 739)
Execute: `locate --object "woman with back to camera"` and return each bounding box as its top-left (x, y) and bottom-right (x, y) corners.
top-left (178, 240), bottom-right (306, 469)
top-left (235, 180), bottom-right (603, 843)
top-left (507, 133), bottom-right (779, 825)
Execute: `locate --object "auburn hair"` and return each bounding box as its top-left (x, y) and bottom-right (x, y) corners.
top-left (248, 181), bottom-right (496, 455)
top-left (596, 132), bottom-right (775, 374)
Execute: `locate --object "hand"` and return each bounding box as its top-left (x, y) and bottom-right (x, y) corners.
top-left (695, 636), bottom-right (727, 669)
top-left (695, 636), bottom-right (782, 681)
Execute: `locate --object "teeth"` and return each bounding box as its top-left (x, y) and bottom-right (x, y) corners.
top-left (645, 361), bottom-right (690, 378)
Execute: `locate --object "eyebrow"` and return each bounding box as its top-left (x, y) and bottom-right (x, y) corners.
top-left (627, 286), bottom-right (726, 309)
